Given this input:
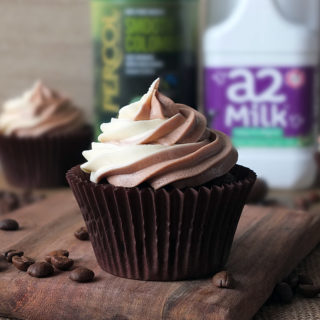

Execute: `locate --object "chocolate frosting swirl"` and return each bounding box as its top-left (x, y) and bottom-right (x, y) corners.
top-left (81, 78), bottom-right (238, 189)
top-left (0, 81), bottom-right (84, 137)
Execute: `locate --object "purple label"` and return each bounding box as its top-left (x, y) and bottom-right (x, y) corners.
top-left (205, 67), bottom-right (314, 138)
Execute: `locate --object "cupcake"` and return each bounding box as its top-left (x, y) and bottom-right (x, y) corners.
top-left (67, 78), bottom-right (256, 281)
top-left (0, 81), bottom-right (92, 188)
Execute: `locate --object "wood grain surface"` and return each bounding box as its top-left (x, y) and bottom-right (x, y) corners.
top-left (0, 191), bottom-right (320, 320)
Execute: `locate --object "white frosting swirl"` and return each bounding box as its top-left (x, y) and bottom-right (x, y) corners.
top-left (81, 78), bottom-right (238, 189)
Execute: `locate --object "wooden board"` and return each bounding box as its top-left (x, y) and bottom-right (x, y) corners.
top-left (0, 191), bottom-right (320, 320)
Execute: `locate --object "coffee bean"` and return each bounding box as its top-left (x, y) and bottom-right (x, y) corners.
top-left (74, 227), bottom-right (89, 241)
top-left (297, 284), bottom-right (320, 298)
top-left (298, 274), bottom-right (313, 285)
top-left (246, 178), bottom-right (268, 204)
top-left (45, 249), bottom-right (69, 263)
top-left (51, 256), bottom-right (74, 270)
top-left (4, 249), bottom-right (24, 262)
top-left (12, 256), bottom-right (35, 271)
top-left (0, 219), bottom-right (19, 231)
top-left (212, 271), bottom-right (233, 288)
top-left (69, 267), bottom-right (95, 283)
top-left (273, 282), bottom-right (293, 304)
top-left (27, 262), bottom-right (54, 278)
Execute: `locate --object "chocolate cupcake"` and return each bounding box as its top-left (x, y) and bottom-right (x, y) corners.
top-left (67, 78), bottom-right (256, 281)
top-left (0, 82), bottom-right (92, 188)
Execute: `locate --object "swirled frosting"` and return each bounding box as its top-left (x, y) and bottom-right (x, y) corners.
top-left (81, 78), bottom-right (238, 189)
top-left (0, 81), bottom-right (84, 137)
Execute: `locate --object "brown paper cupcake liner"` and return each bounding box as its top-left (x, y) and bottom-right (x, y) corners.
top-left (67, 164), bottom-right (256, 281)
top-left (0, 125), bottom-right (92, 188)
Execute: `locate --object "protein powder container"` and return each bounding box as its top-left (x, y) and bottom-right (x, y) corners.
top-left (91, 0), bottom-right (198, 136)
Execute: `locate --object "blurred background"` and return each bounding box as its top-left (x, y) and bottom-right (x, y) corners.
top-left (0, 0), bottom-right (93, 118)
top-left (0, 0), bottom-right (319, 190)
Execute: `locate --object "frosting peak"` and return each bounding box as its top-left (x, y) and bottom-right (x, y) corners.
top-left (99, 78), bottom-right (208, 146)
top-left (119, 78), bottom-right (175, 121)
top-left (0, 81), bottom-right (84, 137)
top-left (82, 79), bottom-right (238, 189)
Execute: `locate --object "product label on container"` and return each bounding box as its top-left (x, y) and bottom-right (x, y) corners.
top-left (91, 0), bottom-right (197, 137)
top-left (205, 67), bottom-right (315, 147)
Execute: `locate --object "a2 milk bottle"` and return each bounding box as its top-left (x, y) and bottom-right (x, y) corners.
top-left (204, 0), bottom-right (320, 188)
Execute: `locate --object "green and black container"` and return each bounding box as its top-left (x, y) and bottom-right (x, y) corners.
top-left (91, 0), bottom-right (198, 136)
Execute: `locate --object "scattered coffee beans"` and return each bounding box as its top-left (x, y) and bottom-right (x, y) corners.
top-left (27, 262), bottom-right (54, 278)
top-left (297, 284), bottom-right (320, 298)
top-left (70, 267), bottom-right (95, 283)
top-left (51, 256), bottom-right (74, 271)
top-left (45, 249), bottom-right (69, 263)
top-left (0, 219), bottom-right (19, 231)
top-left (273, 282), bottom-right (293, 304)
top-left (212, 271), bottom-right (233, 289)
top-left (12, 256), bottom-right (35, 271)
top-left (4, 249), bottom-right (24, 262)
top-left (268, 270), bottom-right (319, 306)
top-left (74, 227), bottom-right (89, 241)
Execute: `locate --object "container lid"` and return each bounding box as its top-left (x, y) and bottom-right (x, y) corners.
top-left (204, 0), bottom-right (319, 54)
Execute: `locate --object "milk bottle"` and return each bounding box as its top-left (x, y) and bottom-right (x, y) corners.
top-left (204, 0), bottom-right (320, 188)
